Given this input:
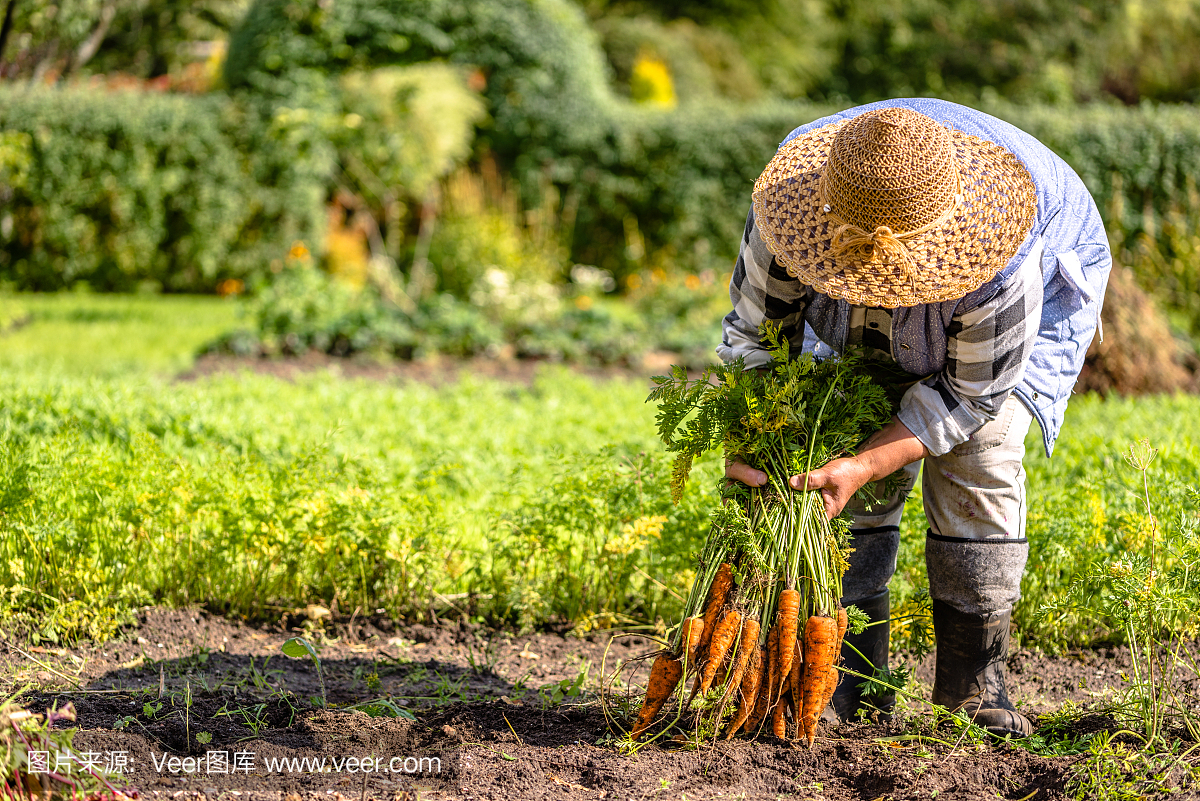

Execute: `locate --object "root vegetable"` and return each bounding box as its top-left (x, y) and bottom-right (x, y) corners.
top-left (631, 653), bottom-right (683, 739)
top-left (725, 644), bottom-right (765, 738)
top-left (717, 617), bottom-right (761, 710)
top-left (680, 615), bottom-right (704, 667)
top-left (771, 689), bottom-right (787, 738)
top-left (697, 609), bottom-right (743, 698)
top-left (698, 563), bottom-right (734, 657)
top-left (818, 664), bottom-right (840, 735)
top-left (788, 639), bottom-right (803, 739)
top-left (775, 589), bottom-right (801, 702)
top-left (799, 614), bottom-right (838, 746)
top-left (745, 673), bottom-right (771, 733)
top-left (766, 623), bottom-right (780, 715)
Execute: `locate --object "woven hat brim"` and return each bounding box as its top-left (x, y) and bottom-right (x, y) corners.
top-left (752, 120), bottom-right (1038, 308)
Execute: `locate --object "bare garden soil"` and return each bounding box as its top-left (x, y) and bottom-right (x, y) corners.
top-left (6, 608), bottom-right (1191, 801)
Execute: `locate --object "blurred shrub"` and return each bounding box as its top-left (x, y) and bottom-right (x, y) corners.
top-left (224, 0), bottom-right (611, 165)
top-left (583, 0), bottom-right (1200, 105)
top-left (209, 256), bottom-right (729, 367)
top-left (0, 85), bottom-right (325, 292)
top-left (594, 14), bottom-right (765, 103)
top-left (221, 0), bottom-right (814, 282)
top-left (216, 258), bottom-right (506, 360)
top-left (427, 169), bottom-right (563, 299)
top-left (0, 1), bottom-right (247, 83)
top-left (335, 63), bottom-right (485, 208)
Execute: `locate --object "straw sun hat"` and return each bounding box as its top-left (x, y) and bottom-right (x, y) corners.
top-left (752, 107), bottom-right (1038, 308)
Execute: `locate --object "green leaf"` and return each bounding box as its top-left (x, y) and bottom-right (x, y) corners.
top-left (281, 636), bottom-right (319, 661)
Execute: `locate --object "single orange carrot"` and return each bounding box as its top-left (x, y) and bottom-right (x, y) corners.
top-left (697, 563), bottom-right (734, 657)
top-left (725, 644), bottom-right (764, 739)
top-left (788, 639), bottom-right (803, 739)
top-left (775, 589), bottom-right (801, 702)
top-left (771, 687), bottom-right (787, 738)
top-left (745, 673), bottom-right (771, 733)
top-left (813, 606), bottom-right (849, 733)
top-left (784, 683), bottom-right (797, 737)
top-left (818, 664), bottom-right (840, 734)
top-left (697, 609), bottom-right (742, 697)
top-left (680, 615), bottom-right (704, 667)
top-left (717, 617), bottom-right (760, 710)
top-left (631, 653), bottom-right (684, 739)
top-left (799, 614), bottom-right (839, 746)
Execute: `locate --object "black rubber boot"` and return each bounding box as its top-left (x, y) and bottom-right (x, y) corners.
top-left (821, 589), bottom-right (894, 724)
top-left (930, 600), bottom-right (1033, 738)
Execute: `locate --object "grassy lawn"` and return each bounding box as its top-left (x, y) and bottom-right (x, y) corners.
top-left (1, 292), bottom-right (1196, 653)
top-left (0, 292), bottom-right (240, 377)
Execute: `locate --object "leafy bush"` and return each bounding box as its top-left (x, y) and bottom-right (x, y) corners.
top-left (216, 259), bottom-right (511, 359)
top-left (594, 15), bottom-right (763, 103)
top-left (224, 0), bottom-right (612, 164)
top-left (585, 0), bottom-right (1200, 105)
top-left (0, 1), bottom-right (246, 83)
top-left (490, 449), bottom-right (710, 631)
top-left (0, 85), bottom-right (326, 292)
top-left (426, 169), bottom-right (564, 298)
top-left (334, 63), bottom-right (486, 225)
top-left (211, 255), bottom-right (727, 367)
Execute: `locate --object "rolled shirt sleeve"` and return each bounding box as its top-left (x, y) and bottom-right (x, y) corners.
top-left (717, 207), bottom-right (811, 369)
top-left (898, 239), bottom-right (1046, 456)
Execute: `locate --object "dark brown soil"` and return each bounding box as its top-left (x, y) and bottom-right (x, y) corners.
top-left (3, 608), bottom-right (1195, 801)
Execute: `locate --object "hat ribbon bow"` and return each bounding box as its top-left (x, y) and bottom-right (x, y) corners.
top-left (829, 223), bottom-right (920, 288)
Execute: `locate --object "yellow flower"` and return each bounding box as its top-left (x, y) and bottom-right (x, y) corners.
top-left (630, 52), bottom-right (677, 109)
top-left (604, 515), bottom-right (668, 555)
top-left (216, 278), bottom-right (244, 297)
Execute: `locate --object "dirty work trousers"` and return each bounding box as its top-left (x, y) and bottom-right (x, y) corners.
top-left (841, 394), bottom-right (1033, 615)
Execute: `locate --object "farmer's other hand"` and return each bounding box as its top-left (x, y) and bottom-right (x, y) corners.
top-left (724, 459), bottom-right (767, 488)
top-left (789, 457), bottom-right (871, 519)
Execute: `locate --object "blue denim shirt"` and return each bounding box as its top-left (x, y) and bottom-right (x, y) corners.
top-left (779, 99), bottom-right (1112, 457)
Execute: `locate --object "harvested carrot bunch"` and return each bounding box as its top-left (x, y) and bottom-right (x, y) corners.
top-left (624, 323), bottom-right (896, 746)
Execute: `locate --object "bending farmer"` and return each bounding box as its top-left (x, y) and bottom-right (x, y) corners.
top-left (721, 99), bottom-right (1111, 737)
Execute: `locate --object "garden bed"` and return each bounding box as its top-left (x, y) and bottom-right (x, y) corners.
top-left (5, 608), bottom-right (1178, 801)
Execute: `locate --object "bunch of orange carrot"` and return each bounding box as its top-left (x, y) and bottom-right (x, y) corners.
top-left (630, 558), bottom-right (850, 745)
top-left (631, 326), bottom-right (895, 745)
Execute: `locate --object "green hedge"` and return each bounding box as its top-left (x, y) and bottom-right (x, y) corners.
top-left (0, 86), bottom-right (327, 292)
top-left (995, 104), bottom-right (1200, 243)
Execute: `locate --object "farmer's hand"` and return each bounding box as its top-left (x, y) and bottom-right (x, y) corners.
top-left (724, 459), bottom-right (768, 488)
top-left (794, 417), bottom-right (931, 520)
top-left (788, 458), bottom-right (872, 519)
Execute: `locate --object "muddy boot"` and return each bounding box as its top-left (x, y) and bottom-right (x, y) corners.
top-left (930, 600), bottom-right (1032, 738)
top-left (821, 589), bottom-right (894, 724)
